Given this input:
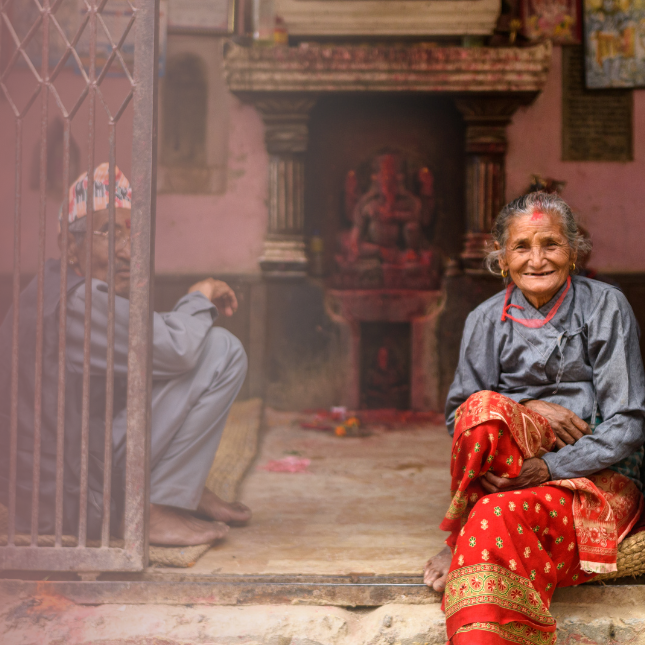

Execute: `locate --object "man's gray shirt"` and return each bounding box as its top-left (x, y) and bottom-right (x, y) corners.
top-left (445, 276), bottom-right (645, 483)
top-left (65, 280), bottom-right (221, 477)
top-left (66, 280), bottom-right (218, 378)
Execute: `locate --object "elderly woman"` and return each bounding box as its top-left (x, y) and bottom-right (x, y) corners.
top-left (424, 192), bottom-right (645, 644)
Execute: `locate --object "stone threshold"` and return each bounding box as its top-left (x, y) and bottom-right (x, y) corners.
top-left (1, 574), bottom-right (644, 608)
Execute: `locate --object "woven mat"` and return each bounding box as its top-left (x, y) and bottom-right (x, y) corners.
top-left (0, 398), bottom-right (263, 569)
top-left (204, 398), bottom-right (263, 503)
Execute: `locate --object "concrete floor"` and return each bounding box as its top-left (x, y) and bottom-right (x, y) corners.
top-left (5, 411), bottom-right (645, 645)
top-left (164, 409), bottom-right (453, 577)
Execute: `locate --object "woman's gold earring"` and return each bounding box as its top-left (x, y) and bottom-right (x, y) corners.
top-left (501, 269), bottom-right (508, 278)
top-left (570, 263), bottom-right (576, 272)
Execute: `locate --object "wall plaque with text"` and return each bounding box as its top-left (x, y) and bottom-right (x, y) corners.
top-left (562, 46), bottom-right (633, 162)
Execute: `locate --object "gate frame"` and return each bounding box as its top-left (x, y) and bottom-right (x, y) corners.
top-left (0, 0), bottom-right (159, 573)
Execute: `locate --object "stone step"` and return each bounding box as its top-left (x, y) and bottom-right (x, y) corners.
top-left (2, 580), bottom-right (645, 644)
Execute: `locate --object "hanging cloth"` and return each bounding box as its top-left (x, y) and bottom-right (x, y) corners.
top-left (501, 276), bottom-right (571, 329)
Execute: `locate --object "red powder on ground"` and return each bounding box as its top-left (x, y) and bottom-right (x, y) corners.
top-left (300, 408), bottom-right (445, 430)
top-left (260, 456), bottom-right (311, 473)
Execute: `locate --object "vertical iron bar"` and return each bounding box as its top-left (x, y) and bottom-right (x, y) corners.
top-left (55, 119), bottom-right (72, 546)
top-left (285, 158), bottom-right (293, 232)
top-left (237, 0), bottom-right (245, 36)
top-left (0, 0), bottom-right (3, 74)
top-left (269, 160), bottom-right (278, 231)
top-left (7, 118), bottom-right (23, 546)
top-left (277, 160), bottom-right (285, 234)
top-left (478, 158), bottom-right (485, 233)
top-left (31, 0), bottom-right (51, 545)
top-left (124, 0), bottom-right (159, 567)
top-left (78, 0), bottom-right (98, 548)
top-left (101, 123), bottom-right (117, 547)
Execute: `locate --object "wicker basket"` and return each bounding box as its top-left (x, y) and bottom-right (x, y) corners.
top-left (594, 530), bottom-right (645, 580)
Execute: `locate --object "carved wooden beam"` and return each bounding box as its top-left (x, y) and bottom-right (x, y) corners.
top-left (225, 42), bottom-right (552, 94)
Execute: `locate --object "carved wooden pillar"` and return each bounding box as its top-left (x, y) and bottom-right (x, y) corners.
top-left (454, 97), bottom-right (524, 271)
top-left (252, 95), bottom-right (317, 278)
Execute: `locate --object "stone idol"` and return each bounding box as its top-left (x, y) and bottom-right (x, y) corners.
top-left (334, 152), bottom-right (442, 290)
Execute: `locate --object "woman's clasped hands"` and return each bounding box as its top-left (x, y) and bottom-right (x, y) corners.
top-left (480, 399), bottom-right (592, 494)
top-left (524, 399), bottom-right (593, 449)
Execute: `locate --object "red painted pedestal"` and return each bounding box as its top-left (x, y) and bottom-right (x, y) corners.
top-left (325, 289), bottom-right (445, 411)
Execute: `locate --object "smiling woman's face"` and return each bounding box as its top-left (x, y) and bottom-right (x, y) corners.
top-left (499, 211), bottom-right (574, 309)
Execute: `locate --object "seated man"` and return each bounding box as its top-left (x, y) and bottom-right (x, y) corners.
top-left (0, 164), bottom-right (251, 546)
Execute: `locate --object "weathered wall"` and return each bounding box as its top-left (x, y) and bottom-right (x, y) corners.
top-left (0, 70), bottom-right (135, 274)
top-left (2, 45), bottom-right (644, 277)
top-left (155, 93), bottom-right (267, 275)
top-left (0, 65), bottom-right (268, 276)
top-left (506, 45), bottom-right (645, 273)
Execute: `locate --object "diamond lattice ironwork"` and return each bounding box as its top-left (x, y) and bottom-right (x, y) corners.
top-left (0, 0), bottom-right (136, 122)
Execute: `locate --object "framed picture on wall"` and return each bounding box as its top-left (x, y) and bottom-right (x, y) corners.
top-left (584, 0), bottom-right (645, 88)
top-left (168, 0), bottom-right (236, 34)
top-left (520, 0), bottom-right (581, 44)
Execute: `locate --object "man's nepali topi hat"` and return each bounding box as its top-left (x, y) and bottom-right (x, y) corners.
top-left (61, 163), bottom-right (131, 226)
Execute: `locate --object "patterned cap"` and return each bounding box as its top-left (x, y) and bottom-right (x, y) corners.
top-left (62, 163), bottom-right (131, 224)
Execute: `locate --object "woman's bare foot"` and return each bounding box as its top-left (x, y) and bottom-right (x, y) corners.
top-left (197, 487), bottom-right (252, 526)
top-left (423, 545), bottom-right (453, 592)
top-left (149, 503), bottom-right (229, 546)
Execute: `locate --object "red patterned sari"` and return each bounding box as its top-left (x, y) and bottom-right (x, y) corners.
top-left (441, 391), bottom-right (643, 645)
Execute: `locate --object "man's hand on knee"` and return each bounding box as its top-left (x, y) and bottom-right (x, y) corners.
top-left (481, 457), bottom-right (550, 494)
top-left (188, 278), bottom-right (238, 316)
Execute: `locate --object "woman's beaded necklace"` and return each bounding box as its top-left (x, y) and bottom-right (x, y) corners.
top-left (501, 276), bottom-right (571, 328)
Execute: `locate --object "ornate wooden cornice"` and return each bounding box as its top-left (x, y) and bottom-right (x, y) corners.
top-left (224, 41), bottom-right (552, 96)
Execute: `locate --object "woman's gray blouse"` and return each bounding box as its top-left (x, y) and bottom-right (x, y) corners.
top-left (445, 275), bottom-right (645, 485)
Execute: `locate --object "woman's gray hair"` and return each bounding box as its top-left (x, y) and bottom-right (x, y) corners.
top-left (484, 192), bottom-right (592, 275)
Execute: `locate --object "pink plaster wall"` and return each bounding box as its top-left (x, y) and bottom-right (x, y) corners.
top-left (155, 96), bottom-right (268, 275)
top-left (506, 46), bottom-right (645, 273)
top-left (0, 70), bottom-right (267, 276)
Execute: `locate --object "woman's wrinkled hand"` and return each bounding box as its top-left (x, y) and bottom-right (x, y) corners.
top-left (481, 457), bottom-right (550, 494)
top-left (188, 278), bottom-right (238, 317)
top-left (523, 399), bottom-right (591, 450)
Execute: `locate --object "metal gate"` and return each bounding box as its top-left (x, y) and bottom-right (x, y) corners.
top-left (0, 0), bottom-right (158, 571)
